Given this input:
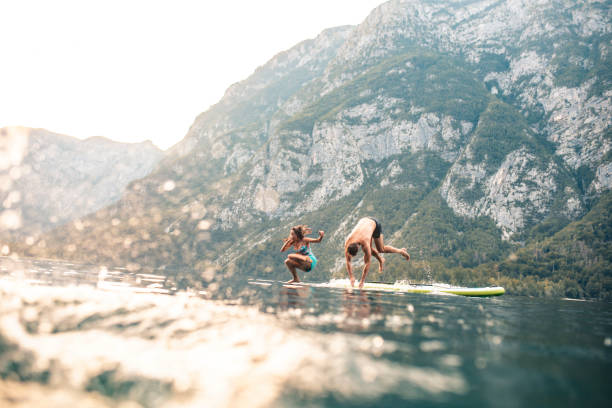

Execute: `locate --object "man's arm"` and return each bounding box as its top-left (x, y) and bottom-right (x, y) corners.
top-left (359, 245), bottom-right (372, 289)
top-left (345, 252), bottom-right (355, 287)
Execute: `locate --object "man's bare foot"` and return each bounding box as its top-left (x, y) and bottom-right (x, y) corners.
top-left (285, 279), bottom-right (300, 284)
top-left (401, 248), bottom-right (410, 261)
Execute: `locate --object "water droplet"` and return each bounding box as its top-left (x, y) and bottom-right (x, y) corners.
top-left (372, 335), bottom-right (384, 349)
top-left (490, 335), bottom-right (502, 345)
top-left (420, 340), bottom-right (445, 352)
top-left (98, 266), bottom-right (108, 281)
top-left (0, 210), bottom-right (21, 230)
top-left (439, 354), bottom-right (462, 367)
top-left (163, 180), bottom-right (176, 192)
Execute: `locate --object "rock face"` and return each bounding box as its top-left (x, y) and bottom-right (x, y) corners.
top-left (29, 0), bottom-right (611, 282)
top-left (0, 127), bottom-right (163, 238)
top-left (183, 0), bottom-right (610, 240)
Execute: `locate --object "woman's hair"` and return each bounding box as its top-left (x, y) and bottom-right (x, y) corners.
top-left (283, 224), bottom-right (310, 243)
top-left (291, 225), bottom-right (309, 240)
top-left (283, 225), bottom-right (312, 242)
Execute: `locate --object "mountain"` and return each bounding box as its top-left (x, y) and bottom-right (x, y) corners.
top-left (0, 127), bottom-right (163, 239)
top-left (495, 190), bottom-right (612, 299)
top-left (16, 0), bottom-right (611, 299)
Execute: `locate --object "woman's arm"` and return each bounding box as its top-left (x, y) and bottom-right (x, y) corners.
top-left (304, 230), bottom-right (325, 244)
top-left (280, 238), bottom-right (294, 252)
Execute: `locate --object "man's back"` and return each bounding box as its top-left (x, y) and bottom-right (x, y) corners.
top-left (345, 217), bottom-right (376, 247)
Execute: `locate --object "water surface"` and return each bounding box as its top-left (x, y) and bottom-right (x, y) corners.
top-left (1, 257), bottom-right (611, 407)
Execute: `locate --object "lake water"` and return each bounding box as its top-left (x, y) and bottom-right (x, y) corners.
top-left (1, 257), bottom-right (611, 407)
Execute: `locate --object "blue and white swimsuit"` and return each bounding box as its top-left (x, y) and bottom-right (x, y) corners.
top-left (296, 245), bottom-right (317, 271)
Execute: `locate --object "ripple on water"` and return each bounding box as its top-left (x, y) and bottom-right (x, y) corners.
top-left (0, 280), bottom-right (468, 408)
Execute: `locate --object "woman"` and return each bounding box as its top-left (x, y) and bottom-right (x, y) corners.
top-left (280, 225), bottom-right (324, 283)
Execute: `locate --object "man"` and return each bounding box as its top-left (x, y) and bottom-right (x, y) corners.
top-left (344, 217), bottom-right (410, 288)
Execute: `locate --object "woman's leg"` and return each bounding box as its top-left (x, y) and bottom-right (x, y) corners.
top-left (284, 258), bottom-right (300, 283)
top-left (373, 234), bottom-right (410, 261)
top-left (288, 254), bottom-right (312, 270)
top-left (285, 254), bottom-right (312, 282)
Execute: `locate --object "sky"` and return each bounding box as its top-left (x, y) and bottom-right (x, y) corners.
top-left (0, 0), bottom-right (383, 150)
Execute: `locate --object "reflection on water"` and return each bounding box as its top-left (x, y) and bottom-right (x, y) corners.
top-left (279, 285), bottom-right (310, 310)
top-left (1, 257), bottom-right (611, 408)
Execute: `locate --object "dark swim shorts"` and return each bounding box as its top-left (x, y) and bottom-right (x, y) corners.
top-left (368, 217), bottom-right (382, 238)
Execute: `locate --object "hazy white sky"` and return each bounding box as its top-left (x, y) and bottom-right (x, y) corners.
top-left (0, 0), bottom-right (383, 149)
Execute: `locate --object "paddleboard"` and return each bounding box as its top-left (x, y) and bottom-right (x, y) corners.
top-left (317, 280), bottom-right (505, 297)
top-left (248, 279), bottom-right (505, 297)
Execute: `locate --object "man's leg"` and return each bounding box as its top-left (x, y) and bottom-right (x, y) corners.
top-left (373, 234), bottom-right (410, 261)
top-left (370, 239), bottom-right (385, 272)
